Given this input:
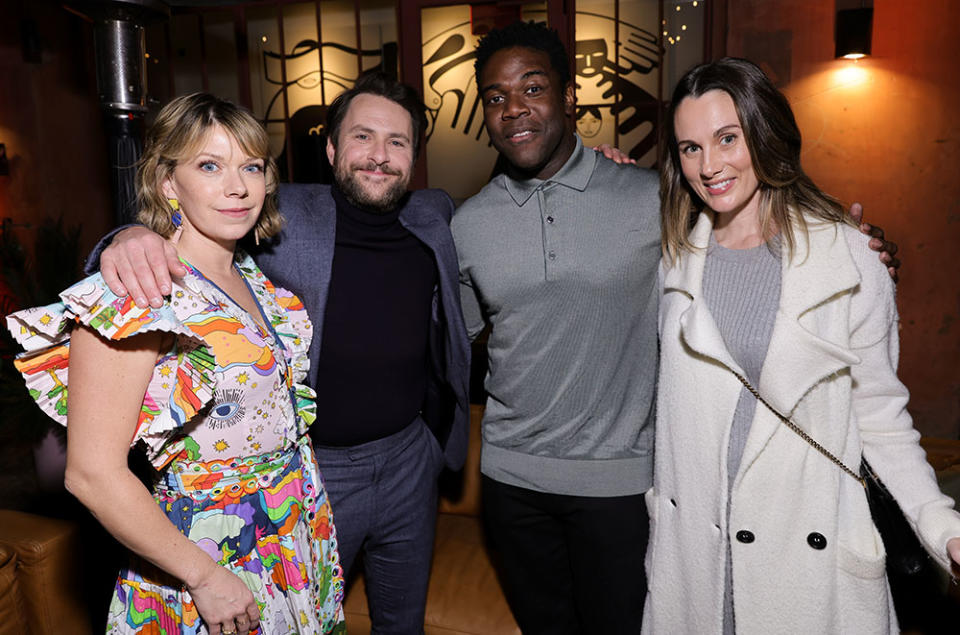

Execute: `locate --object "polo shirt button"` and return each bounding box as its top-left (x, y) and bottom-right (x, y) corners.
top-left (546, 216), bottom-right (554, 223)
top-left (548, 251), bottom-right (556, 260)
top-left (807, 532), bottom-right (827, 550)
top-left (735, 530), bottom-right (755, 544)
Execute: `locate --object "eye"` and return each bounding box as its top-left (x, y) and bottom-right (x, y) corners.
top-left (526, 85), bottom-right (543, 95)
top-left (243, 163), bottom-right (264, 174)
top-left (486, 94), bottom-right (504, 105)
top-left (206, 389), bottom-right (245, 428)
top-left (355, 133), bottom-right (369, 141)
top-left (390, 139), bottom-right (407, 148)
top-left (679, 144), bottom-right (700, 156)
top-left (720, 134), bottom-right (737, 145)
top-left (199, 161), bottom-right (218, 172)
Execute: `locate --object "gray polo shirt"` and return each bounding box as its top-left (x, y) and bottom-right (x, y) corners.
top-left (451, 136), bottom-right (661, 497)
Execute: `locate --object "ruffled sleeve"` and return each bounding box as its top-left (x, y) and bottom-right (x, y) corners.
top-left (5, 273), bottom-right (217, 466)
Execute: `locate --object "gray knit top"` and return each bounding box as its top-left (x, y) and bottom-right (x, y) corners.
top-left (702, 232), bottom-right (782, 635)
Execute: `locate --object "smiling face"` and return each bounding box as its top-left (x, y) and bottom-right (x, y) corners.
top-left (161, 123), bottom-right (265, 249)
top-left (674, 89), bottom-right (761, 223)
top-left (479, 46), bottom-right (577, 181)
top-left (326, 93), bottom-right (414, 212)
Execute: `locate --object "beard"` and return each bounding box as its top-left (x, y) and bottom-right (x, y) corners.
top-left (334, 158), bottom-right (411, 213)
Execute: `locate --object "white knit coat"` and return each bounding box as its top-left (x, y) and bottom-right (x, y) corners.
top-left (643, 212), bottom-right (960, 634)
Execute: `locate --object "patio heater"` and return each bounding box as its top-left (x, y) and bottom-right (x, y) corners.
top-left (68, 0), bottom-right (169, 225)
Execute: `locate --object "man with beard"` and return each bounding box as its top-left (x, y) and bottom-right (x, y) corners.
top-left (93, 74), bottom-right (470, 633)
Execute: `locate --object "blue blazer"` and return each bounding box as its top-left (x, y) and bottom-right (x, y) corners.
top-left (254, 184), bottom-right (470, 471)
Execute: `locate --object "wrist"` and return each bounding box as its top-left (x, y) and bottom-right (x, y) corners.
top-left (183, 553), bottom-right (217, 590)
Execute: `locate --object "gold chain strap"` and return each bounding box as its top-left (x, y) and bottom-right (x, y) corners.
top-left (729, 369), bottom-right (865, 488)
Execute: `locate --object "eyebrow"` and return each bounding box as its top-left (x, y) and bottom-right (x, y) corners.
top-left (480, 69), bottom-right (548, 95)
top-left (346, 124), bottom-right (411, 143)
top-left (676, 124), bottom-right (742, 145)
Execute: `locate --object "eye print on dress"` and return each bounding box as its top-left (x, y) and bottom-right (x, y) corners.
top-left (207, 389), bottom-right (246, 429)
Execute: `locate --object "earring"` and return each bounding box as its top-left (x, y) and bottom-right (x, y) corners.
top-left (169, 198), bottom-right (183, 244)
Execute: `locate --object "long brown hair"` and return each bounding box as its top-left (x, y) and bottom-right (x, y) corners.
top-left (136, 93), bottom-right (282, 240)
top-left (660, 57), bottom-right (850, 264)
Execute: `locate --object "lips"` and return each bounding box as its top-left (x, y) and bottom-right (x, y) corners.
top-left (217, 208), bottom-right (252, 218)
top-left (704, 177), bottom-right (735, 195)
top-left (504, 128), bottom-right (537, 143)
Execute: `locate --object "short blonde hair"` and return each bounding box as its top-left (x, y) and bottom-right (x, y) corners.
top-left (136, 93), bottom-right (282, 240)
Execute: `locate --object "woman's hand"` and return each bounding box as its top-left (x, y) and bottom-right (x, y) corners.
top-left (187, 562), bottom-right (261, 634)
top-left (947, 536), bottom-right (960, 570)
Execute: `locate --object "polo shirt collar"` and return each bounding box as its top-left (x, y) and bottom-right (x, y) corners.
top-left (504, 134), bottom-right (595, 206)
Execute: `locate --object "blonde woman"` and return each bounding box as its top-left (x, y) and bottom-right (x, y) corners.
top-left (7, 94), bottom-right (344, 634)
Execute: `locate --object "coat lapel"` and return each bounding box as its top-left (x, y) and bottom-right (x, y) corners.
top-left (664, 212), bottom-right (746, 376)
top-left (741, 219), bottom-right (862, 473)
top-left (759, 219), bottom-right (862, 414)
top-left (665, 213), bottom-right (864, 478)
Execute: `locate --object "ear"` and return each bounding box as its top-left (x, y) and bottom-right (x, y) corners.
top-left (562, 81), bottom-right (576, 117)
top-left (161, 174), bottom-right (176, 200)
top-left (326, 136), bottom-right (336, 167)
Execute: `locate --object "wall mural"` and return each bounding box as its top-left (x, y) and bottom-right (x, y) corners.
top-left (250, 3), bottom-right (701, 200)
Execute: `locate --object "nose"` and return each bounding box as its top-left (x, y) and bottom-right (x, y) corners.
top-left (367, 137), bottom-right (389, 166)
top-left (501, 94), bottom-right (529, 120)
top-left (224, 166), bottom-right (249, 197)
top-left (700, 146), bottom-right (722, 179)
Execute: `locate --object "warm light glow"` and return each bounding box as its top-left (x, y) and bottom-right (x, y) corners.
top-left (693, 1), bottom-right (699, 6)
top-left (682, 25), bottom-right (687, 30)
top-left (676, 5), bottom-right (681, 11)
top-left (834, 61), bottom-right (869, 87)
top-left (842, 53), bottom-right (866, 60)
top-left (676, 35), bottom-right (681, 41)
top-left (663, 30), bottom-right (668, 36)
top-left (668, 37), bottom-right (675, 44)
top-left (261, 35), bottom-right (268, 43)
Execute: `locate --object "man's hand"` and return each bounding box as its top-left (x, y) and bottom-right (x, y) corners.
top-left (100, 226), bottom-right (185, 307)
top-left (850, 203), bottom-right (900, 283)
top-left (592, 144), bottom-right (638, 166)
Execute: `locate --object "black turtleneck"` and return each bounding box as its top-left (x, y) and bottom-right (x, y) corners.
top-left (310, 184), bottom-right (437, 446)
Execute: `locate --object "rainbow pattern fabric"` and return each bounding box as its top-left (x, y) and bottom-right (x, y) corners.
top-left (6, 252), bottom-right (344, 634)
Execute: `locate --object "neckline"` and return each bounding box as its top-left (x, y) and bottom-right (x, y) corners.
top-left (179, 256), bottom-right (273, 338)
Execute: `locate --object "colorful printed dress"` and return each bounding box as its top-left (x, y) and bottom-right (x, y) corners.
top-left (6, 251), bottom-right (345, 634)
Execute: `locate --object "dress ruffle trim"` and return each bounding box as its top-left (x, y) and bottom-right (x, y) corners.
top-left (5, 274), bottom-right (206, 431)
top-left (5, 255), bottom-right (316, 465)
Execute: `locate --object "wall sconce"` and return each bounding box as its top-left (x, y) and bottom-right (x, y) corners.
top-left (835, 7), bottom-right (873, 59)
top-left (0, 144), bottom-right (9, 176)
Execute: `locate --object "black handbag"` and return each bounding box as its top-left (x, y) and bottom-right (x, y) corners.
top-left (860, 458), bottom-right (934, 577)
top-left (729, 369), bottom-right (934, 577)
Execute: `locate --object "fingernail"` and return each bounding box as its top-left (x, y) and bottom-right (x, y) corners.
top-left (150, 296), bottom-right (163, 306)
top-left (117, 286), bottom-right (127, 296)
top-left (135, 296), bottom-right (147, 307)
top-left (161, 285), bottom-right (171, 295)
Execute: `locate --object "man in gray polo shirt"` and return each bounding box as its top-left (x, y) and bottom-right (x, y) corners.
top-left (455, 21), bottom-right (900, 635)
top-left (451, 22), bottom-right (659, 634)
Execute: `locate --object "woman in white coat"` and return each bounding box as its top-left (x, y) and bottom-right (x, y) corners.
top-left (644, 57), bottom-right (960, 634)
